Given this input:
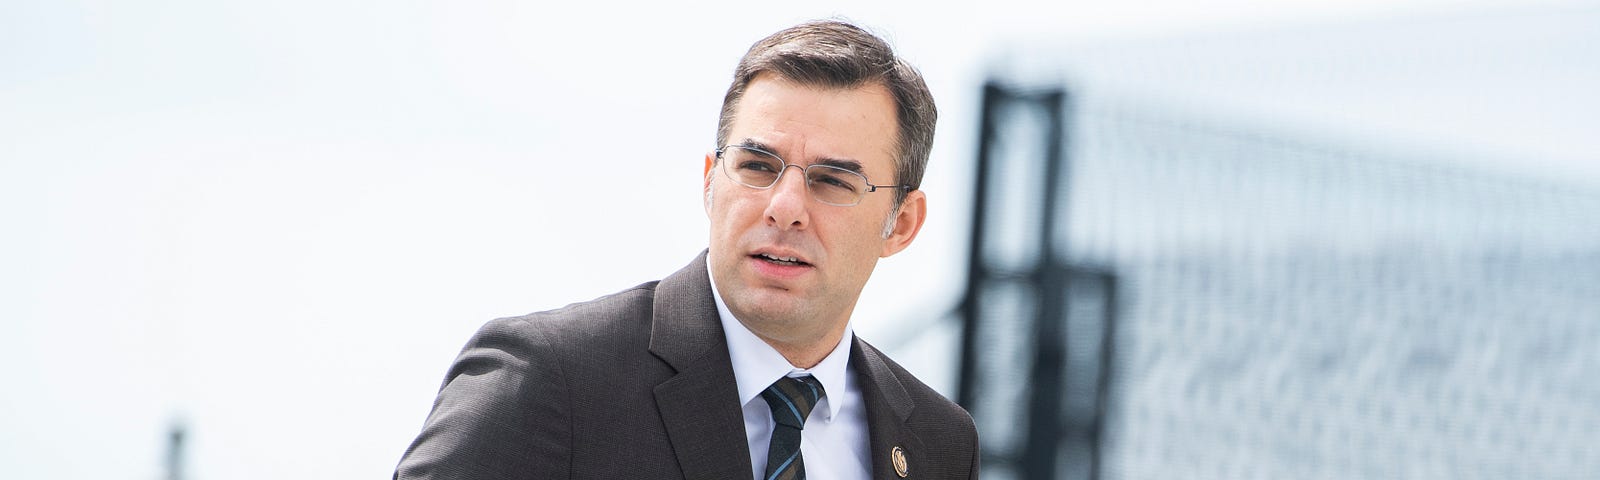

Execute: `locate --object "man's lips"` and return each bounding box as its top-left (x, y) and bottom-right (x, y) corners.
top-left (749, 251), bottom-right (813, 280)
top-left (751, 252), bottom-right (811, 267)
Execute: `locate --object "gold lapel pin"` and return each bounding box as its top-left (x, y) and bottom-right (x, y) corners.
top-left (891, 446), bottom-right (908, 478)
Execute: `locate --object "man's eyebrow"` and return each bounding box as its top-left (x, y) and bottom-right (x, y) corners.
top-left (815, 157), bottom-right (864, 174)
top-left (733, 138), bottom-right (865, 173)
top-left (735, 139), bottom-right (774, 152)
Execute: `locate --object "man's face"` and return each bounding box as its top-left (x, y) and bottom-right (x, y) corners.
top-left (705, 74), bottom-right (926, 341)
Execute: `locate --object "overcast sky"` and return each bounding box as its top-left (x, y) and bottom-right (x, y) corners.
top-left (2, 1), bottom-right (1593, 478)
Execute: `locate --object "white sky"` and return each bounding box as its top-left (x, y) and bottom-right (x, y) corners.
top-left (1, 1), bottom-right (1592, 478)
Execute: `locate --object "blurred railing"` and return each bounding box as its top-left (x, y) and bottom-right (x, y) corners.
top-left (958, 81), bottom-right (1600, 479)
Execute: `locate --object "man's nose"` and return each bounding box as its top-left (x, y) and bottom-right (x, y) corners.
top-left (764, 165), bottom-right (811, 229)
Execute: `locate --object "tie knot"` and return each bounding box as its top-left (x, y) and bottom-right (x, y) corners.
top-left (761, 375), bottom-right (825, 429)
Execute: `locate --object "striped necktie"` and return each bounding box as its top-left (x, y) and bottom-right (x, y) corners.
top-left (760, 375), bottom-right (825, 480)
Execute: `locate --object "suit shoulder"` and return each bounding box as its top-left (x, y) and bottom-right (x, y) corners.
top-left (486, 280), bottom-right (659, 335)
top-left (858, 340), bottom-right (976, 427)
top-left (449, 281), bottom-right (661, 370)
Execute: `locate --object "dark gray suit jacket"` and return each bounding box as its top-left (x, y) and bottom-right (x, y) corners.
top-left (395, 252), bottom-right (979, 479)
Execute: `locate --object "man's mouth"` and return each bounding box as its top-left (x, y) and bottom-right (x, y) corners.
top-left (754, 252), bottom-right (810, 267)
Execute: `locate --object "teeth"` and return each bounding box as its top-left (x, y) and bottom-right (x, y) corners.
top-left (760, 253), bottom-right (801, 264)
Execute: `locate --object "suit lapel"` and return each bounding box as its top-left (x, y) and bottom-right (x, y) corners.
top-left (854, 339), bottom-right (928, 479)
top-left (649, 252), bottom-right (753, 480)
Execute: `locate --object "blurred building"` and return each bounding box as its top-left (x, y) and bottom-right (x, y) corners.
top-left (955, 5), bottom-right (1600, 479)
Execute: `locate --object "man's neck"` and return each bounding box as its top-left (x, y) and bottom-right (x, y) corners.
top-left (742, 321), bottom-right (849, 369)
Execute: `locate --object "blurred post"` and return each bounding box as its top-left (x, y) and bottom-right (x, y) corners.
top-left (958, 82), bottom-right (1119, 480)
top-left (165, 419), bottom-right (186, 480)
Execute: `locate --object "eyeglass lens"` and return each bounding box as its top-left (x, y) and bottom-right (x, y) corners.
top-left (721, 146), bottom-right (868, 206)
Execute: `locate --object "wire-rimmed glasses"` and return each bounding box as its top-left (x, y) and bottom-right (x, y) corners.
top-left (715, 145), bottom-right (911, 207)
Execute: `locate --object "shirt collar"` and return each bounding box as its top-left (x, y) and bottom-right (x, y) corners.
top-left (708, 261), bottom-right (853, 421)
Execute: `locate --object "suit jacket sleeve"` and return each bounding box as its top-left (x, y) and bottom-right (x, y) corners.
top-left (394, 317), bottom-right (571, 480)
top-left (969, 422), bottom-right (982, 479)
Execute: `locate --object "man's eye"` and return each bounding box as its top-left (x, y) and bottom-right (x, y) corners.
top-left (738, 160), bottom-right (780, 173)
top-left (812, 174), bottom-right (859, 192)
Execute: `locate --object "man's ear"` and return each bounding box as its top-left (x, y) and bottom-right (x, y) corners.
top-left (703, 152), bottom-right (715, 182)
top-left (880, 189), bottom-right (927, 258)
top-left (702, 153), bottom-right (716, 212)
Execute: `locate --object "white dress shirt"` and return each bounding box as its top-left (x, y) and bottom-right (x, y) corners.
top-left (709, 265), bottom-right (871, 480)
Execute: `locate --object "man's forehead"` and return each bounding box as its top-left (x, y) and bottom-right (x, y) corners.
top-left (727, 76), bottom-right (899, 174)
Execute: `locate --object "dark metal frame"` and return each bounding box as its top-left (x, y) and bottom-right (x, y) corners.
top-left (956, 82), bottom-right (1119, 480)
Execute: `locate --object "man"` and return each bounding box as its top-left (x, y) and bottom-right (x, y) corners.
top-left (395, 20), bottom-right (978, 480)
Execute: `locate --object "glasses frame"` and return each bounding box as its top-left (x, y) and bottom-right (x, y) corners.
top-left (714, 144), bottom-right (913, 207)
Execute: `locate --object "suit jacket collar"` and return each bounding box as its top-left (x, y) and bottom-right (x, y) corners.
top-left (649, 251), bottom-right (753, 480)
top-left (649, 251), bottom-right (926, 479)
top-left (854, 338), bottom-right (928, 479)
top-left (648, 251), bottom-right (725, 369)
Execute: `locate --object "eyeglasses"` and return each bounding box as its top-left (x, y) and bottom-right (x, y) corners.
top-left (715, 145), bottom-right (912, 207)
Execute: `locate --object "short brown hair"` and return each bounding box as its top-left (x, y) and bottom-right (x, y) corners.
top-left (716, 20), bottom-right (936, 206)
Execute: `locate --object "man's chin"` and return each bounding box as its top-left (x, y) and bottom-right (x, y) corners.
top-left (727, 291), bottom-right (811, 325)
